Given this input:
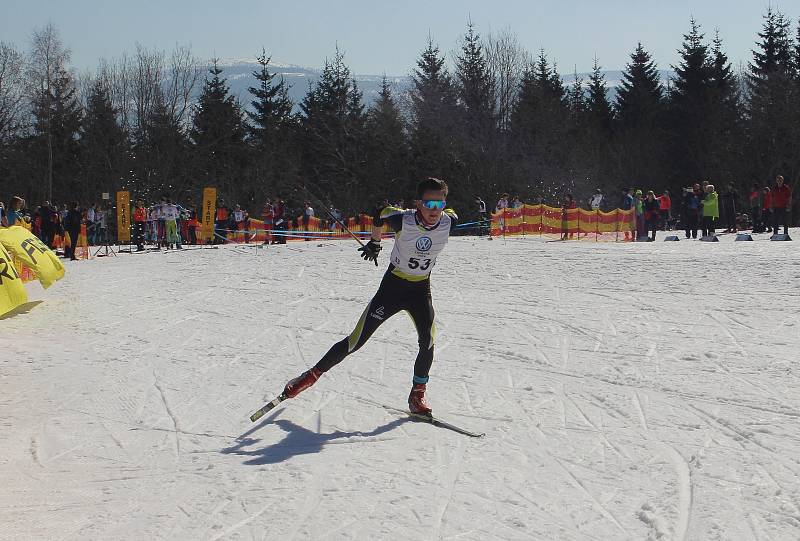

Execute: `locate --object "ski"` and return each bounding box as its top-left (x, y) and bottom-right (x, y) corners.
top-left (249, 394), bottom-right (287, 422)
top-left (383, 405), bottom-right (485, 438)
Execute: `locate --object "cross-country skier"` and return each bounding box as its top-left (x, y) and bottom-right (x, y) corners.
top-left (281, 177), bottom-right (458, 415)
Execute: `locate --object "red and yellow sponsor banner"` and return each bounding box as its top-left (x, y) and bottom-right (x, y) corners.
top-left (491, 205), bottom-right (635, 239)
top-left (200, 187), bottom-right (217, 242)
top-left (116, 191), bottom-right (131, 242)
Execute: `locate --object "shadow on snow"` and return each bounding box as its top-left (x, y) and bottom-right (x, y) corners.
top-left (222, 414), bottom-right (409, 465)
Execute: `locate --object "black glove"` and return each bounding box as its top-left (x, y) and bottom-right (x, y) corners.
top-left (358, 239), bottom-right (382, 266)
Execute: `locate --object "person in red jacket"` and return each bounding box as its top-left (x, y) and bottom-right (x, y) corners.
top-left (271, 197), bottom-right (286, 244)
top-left (133, 200), bottom-right (148, 251)
top-left (771, 175), bottom-right (792, 235)
top-left (657, 190), bottom-right (672, 230)
top-left (762, 187), bottom-right (772, 234)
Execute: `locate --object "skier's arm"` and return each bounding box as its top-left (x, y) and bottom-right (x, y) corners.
top-left (372, 206), bottom-right (404, 238)
top-left (445, 208), bottom-right (459, 232)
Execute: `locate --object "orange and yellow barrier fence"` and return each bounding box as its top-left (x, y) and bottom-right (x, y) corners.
top-left (491, 205), bottom-right (635, 241)
top-left (218, 215), bottom-right (394, 243)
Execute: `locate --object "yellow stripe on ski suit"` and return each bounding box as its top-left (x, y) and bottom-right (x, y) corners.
top-left (347, 303), bottom-right (371, 353)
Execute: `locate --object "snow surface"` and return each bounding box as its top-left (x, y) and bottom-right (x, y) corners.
top-left (2, 233), bottom-right (800, 540)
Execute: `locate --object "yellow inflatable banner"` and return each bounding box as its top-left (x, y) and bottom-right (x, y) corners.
top-left (200, 187), bottom-right (217, 242)
top-left (117, 191), bottom-right (131, 242)
top-left (0, 226), bottom-right (65, 289)
top-left (0, 243), bottom-right (28, 316)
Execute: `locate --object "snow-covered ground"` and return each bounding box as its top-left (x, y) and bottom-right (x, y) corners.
top-left (2, 232), bottom-right (800, 540)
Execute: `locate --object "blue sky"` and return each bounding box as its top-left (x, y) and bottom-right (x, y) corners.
top-left (0, 0), bottom-right (787, 74)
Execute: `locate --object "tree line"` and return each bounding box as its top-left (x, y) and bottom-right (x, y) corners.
top-left (0, 8), bottom-right (798, 218)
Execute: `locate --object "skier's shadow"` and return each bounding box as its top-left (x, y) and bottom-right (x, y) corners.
top-left (222, 415), bottom-right (410, 466)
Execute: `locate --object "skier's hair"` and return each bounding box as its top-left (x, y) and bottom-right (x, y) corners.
top-left (417, 177), bottom-right (448, 199)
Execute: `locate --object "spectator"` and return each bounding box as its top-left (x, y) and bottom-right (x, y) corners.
top-left (761, 187), bottom-right (772, 234)
top-left (64, 201), bottom-right (82, 260)
top-left (561, 193), bottom-right (576, 240)
top-left (261, 198), bottom-right (273, 244)
top-left (7, 196), bottom-right (27, 227)
top-left (475, 196), bottom-right (486, 218)
top-left (511, 195), bottom-right (523, 209)
top-left (475, 196), bottom-right (487, 236)
top-left (701, 184), bottom-right (719, 238)
top-left (589, 189), bottom-right (603, 211)
top-left (86, 203), bottom-right (97, 245)
top-left (40, 201), bottom-right (56, 247)
top-left (302, 201), bottom-right (314, 241)
top-left (496, 193), bottom-right (509, 212)
top-left (644, 191), bottom-right (660, 241)
top-left (771, 175), bottom-right (791, 236)
top-left (621, 188), bottom-right (634, 241)
top-left (720, 183), bottom-right (739, 233)
top-left (634, 189), bottom-right (645, 240)
top-left (749, 184), bottom-right (762, 232)
top-left (187, 206), bottom-right (199, 245)
top-left (214, 199), bottom-right (229, 244)
top-left (162, 198), bottom-right (182, 249)
top-left (233, 204), bottom-right (247, 242)
top-left (682, 184), bottom-right (702, 239)
top-left (272, 197), bottom-right (286, 244)
top-left (0, 201), bottom-right (5, 227)
top-left (96, 204), bottom-right (109, 244)
top-left (133, 200), bottom-right (147, 251)
top-left (657, 190), bottom-right (671, 230)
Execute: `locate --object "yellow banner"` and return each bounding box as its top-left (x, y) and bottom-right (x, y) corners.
top-left (116, 191), bottom-right (131, 242)
top-left (0, 243), bottom-right (28, 316)
top-left (200, 187), bottom-right (217, 242)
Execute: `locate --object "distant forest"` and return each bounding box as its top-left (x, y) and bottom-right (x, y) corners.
top-left (1, 8), bottom-right (798, 217)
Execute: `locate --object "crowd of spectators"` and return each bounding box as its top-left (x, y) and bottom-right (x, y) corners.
top-left (482, 174), bottom-right (792, 241)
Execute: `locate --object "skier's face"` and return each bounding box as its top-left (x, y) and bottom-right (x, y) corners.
top-left (417, 189), bottom-right (447, 225)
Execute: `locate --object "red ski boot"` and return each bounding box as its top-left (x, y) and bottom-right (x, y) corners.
top-left (283, 367), bottom-right (322, 398)
top-left (408, 383), bottom-right (432, 415)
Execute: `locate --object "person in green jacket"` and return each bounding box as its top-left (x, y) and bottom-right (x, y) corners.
top-left (701, 184), bottom-right (719, 237)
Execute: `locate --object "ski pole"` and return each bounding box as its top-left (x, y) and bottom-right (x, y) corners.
top-left (296, 182), bottom-right (367, 247)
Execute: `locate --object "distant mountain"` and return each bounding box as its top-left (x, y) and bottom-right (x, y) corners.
top-left (213, 58), bottom-right (405, 111)
top-left (211, 59), bottom-right (674, 111)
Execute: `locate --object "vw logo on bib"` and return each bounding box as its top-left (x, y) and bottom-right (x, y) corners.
top-left (416, 236), bottom-right (433, 251)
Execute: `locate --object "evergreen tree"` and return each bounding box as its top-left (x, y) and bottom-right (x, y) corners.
top-left (454, 22), bottom-right (498, 202)
top-left (585, 57), bottom-right (614, 135)
top-left (455, 23), bottom-right (496, 130)
top-left (579, 58), bottom-right (617, 191)
top-left (616, 43), bottom-right (664, 129)
top-left (668, 18), bottom-right (713, 184)
top-left (245, 49), bottom-right (296, 203)
top-left (746, 8), bottom-right (797, 181)
top-left (567, 70), bottom-right (586, 120)
top-left (80, 78), bottom-right (128, 199)
top-left (705, 31), bottom-right (743, 183)
top-left (408, 37), bottom-right (460, 193)
top-left (509, 50), bottom-right (568, 197)
top-left (191, 60), bottom-right (246, 199)
top-left (299, 47), bottom-right (367, 207)
top-left (364, 77), bottom-right (409, 199)
top-left (246, 49), bottom-right (293, 147)
top-left (29, 66), bottom-right (82, 202)
top-left (614, 43), bottom-right (666, 187)
top-left (132, 87), bottom-right (189, 200)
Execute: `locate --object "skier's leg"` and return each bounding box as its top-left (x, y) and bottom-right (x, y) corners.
top-left (405, 292), bottom-right (435, 414)
top-left (314, 294), bottom-right (402, 373)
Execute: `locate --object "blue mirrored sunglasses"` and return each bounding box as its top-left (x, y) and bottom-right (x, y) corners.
top-left (421, 200), bottom-right (446, 210)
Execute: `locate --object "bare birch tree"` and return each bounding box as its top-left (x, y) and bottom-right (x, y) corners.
top-left (0, 42), bottom-right (26, 142)
top-left (485, 28), bottom-right (528, 131)
top-left (26, 23), bottom-right (71, 200)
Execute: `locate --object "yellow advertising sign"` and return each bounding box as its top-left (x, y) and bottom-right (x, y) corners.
top-left (116, 191), bottom-right (131, 242)
top-left (200, 187), bottom-right (217, 242)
